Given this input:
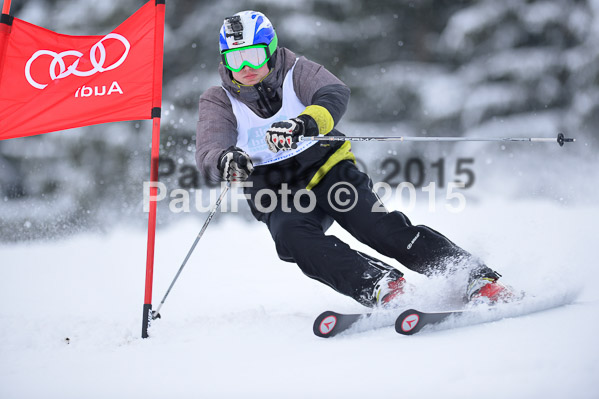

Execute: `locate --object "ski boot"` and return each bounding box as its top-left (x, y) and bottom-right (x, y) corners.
top-left (374, 270), bottom-right (406, 308)
top-left (466, 276), bottom-right (520, 305)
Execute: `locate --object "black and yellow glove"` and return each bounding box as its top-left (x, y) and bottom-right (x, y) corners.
top-left (265, 105), bottom-right (335, 153)
top-left (218, 146), bottom-right (254, 182)
top-left (265, 115), bottom-right (316, 152)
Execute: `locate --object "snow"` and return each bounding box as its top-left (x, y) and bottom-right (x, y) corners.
top-left (461, 83), bottom-right (528, 127)
top-left (520, 2), bottom-right (563, 33)
top-left (1, 198), bottom-right (597, 398)
top-left (440, 2), bottom-right (509, 53)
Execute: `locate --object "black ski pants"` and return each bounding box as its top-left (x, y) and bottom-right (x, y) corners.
top-left (251, 160), bottom-right (492, 306)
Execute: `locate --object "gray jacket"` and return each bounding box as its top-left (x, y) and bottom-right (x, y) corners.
top-left (195, 47), bottom-right (350, 182)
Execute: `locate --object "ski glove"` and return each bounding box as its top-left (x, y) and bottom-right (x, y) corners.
top-left (218, 146), bottom-right (254, 182)
top-left (265, 114), bottom-right (317, 153)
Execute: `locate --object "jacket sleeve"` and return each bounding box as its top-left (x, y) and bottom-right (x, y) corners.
top-left (292, 55), bottom-right (351, 134)
top-left (195, 86), bottom-right (238, 183)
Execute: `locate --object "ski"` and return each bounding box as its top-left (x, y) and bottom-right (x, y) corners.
top-left (313, 310), bottom-right (398, 338)
top-left (395, 308), bottom-right (467, 335)
top-left (313, 311), bottom-right (369, 338)
top-left (316, 292), bottom-right (575, 338)
top-left (395, 292), bottom-right (576, 335)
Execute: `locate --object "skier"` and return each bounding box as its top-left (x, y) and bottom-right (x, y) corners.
top-left (196, 10), bottom-right (513, 308)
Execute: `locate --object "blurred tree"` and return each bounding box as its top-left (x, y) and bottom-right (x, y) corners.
top-left (1, 0), bottom-right (596, 241)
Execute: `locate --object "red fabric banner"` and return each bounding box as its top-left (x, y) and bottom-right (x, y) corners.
top-left (0, 1), bottom-right (156, 140)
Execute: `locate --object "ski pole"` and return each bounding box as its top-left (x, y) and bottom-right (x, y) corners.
top-left (298, 132), bottom-right (574, 146)
top-left (151, 182), bottom-right (230, 320)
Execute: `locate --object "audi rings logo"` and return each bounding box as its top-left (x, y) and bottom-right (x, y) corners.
top-left (25, 33), bottom-right (130, 90)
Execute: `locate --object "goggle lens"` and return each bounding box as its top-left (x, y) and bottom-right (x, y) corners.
top-left (223, 46), bottom-right (269, 72)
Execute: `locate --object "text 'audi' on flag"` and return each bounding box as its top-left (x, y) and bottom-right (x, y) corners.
top-left (0, 0), bottom-right (160, 140)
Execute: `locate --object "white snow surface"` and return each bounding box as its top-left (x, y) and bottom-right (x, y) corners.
top-left (1, 198), bottom-right (598, 399)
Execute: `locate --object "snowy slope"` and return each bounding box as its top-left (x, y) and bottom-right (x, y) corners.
top-left (0, 199), bottom-right (597, 399)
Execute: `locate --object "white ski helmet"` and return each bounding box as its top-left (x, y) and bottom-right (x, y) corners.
top-left (219, 11), bottom-right (278, 71)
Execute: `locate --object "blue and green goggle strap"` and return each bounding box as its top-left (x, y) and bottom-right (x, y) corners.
top-left (221, 35), bottom-right (278, 72)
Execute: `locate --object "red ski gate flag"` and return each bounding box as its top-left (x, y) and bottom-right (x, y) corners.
top-left (0, 1), bottom-right (157, 139)
top-left (1, 0), bottom-right (166, 339)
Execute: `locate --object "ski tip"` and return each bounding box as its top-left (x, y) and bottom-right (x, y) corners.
top-left (313, 311), bottom-right (340, 338)
top-left (395, 309), bottom-right (423, 335)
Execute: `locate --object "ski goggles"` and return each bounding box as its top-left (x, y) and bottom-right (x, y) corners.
top-left (222, 44), bottom-right (270, 72)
